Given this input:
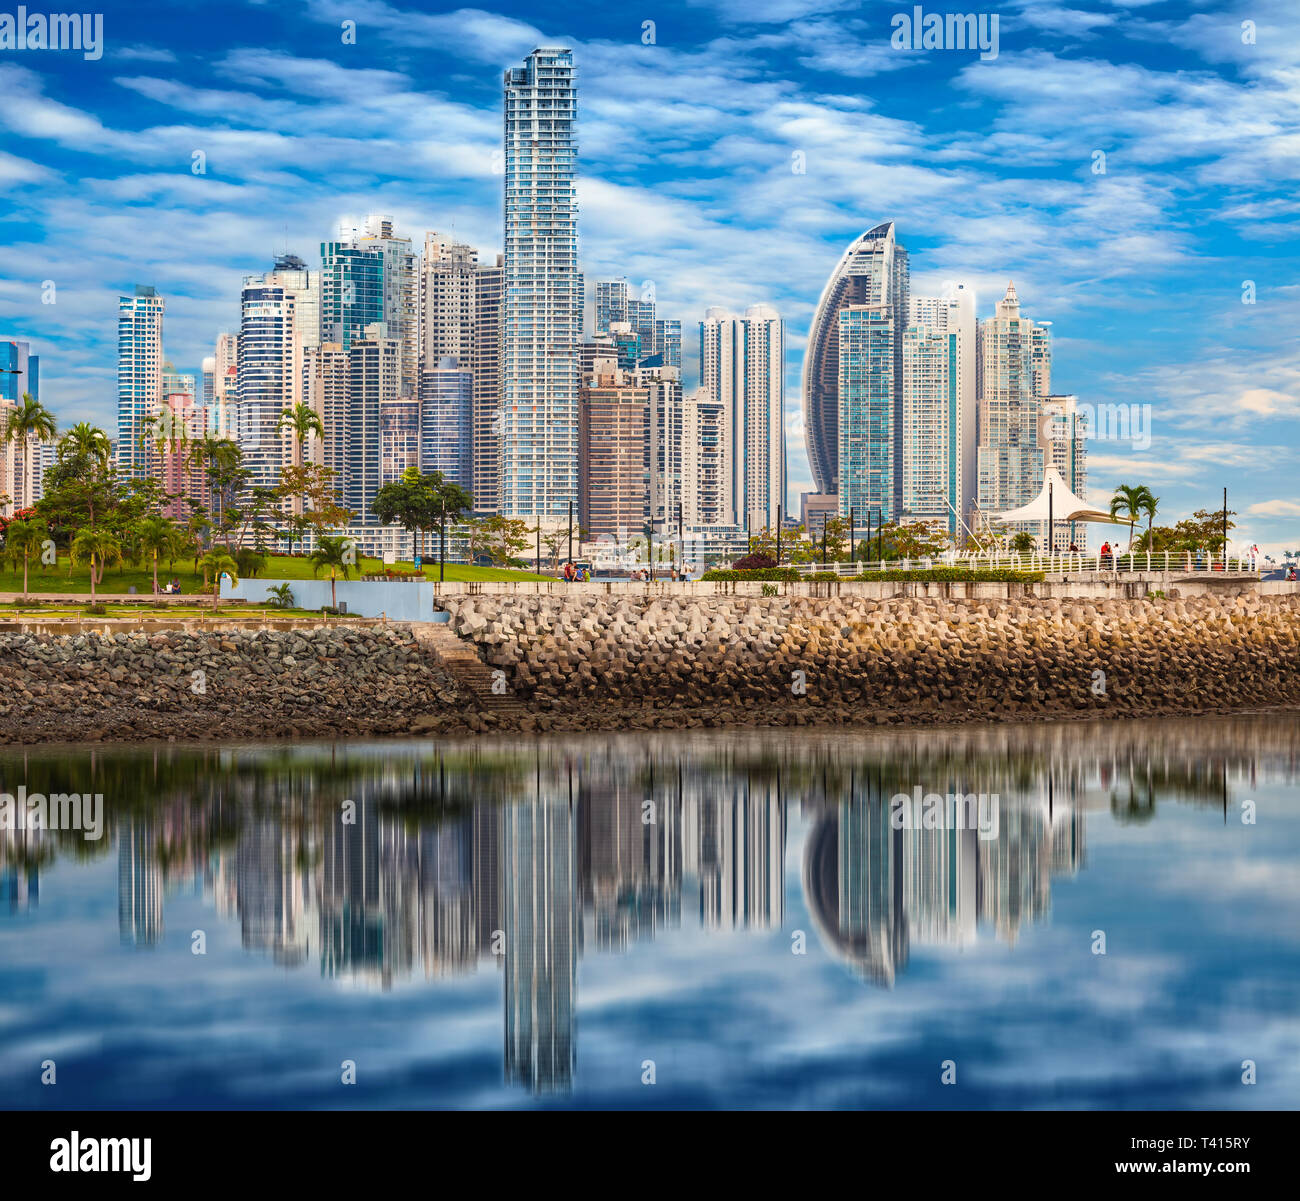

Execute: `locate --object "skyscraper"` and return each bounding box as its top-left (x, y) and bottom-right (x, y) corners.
top-left (420, 355), bottom-right (473, 490)
top-left (700, 304), bottom-right (785, 531)
top-left (0, 338), bottom-right (45, 513)
top-left (594, 279), bottom-right (681, 368)
top-left (903, 285), bottom-right (976, 538)
top-left (304, 342), bottom-right (350, 500)
top-left (804, 222), bottom-right (909, 503)
top-left (116, 286), bottom-right (164, 477)
top-left (347, 323), bottom-right (401, 525)
top-left (352, 216), bottom-right (417, 397)
top-left (234, 277), bottom-right (303, 497)
top-left (976, 282), bottom-right (1051, 537)
top-left (578, 354), bottom-right (649, 540)
top-left (1041, 394), bottom-right (1088, 551)
top-left (0, 338), bottom-right (38, 404)
top-left (320, 233), bottom-right (385, 351)
top-left (472, 255), bottom-right (504, 513)
top-left (501, 47), bottom-right (581, 525)
top-left (420, 234), bottom-right (478, 370)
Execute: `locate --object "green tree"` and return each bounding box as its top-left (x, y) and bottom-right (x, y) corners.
top-left (1139, 490), bottom-right (1159, 550)
top-left (308, 534), bottom-right (355, 609)
top-left (3, 517), bottom-right (48, 598)
top-left (278, 403), bottom-right (323, 471)
top-left (134, 515), bottom-right (177, 594)
top-left (3, 394), bottom-right (57, 510)
top-left (465, 514), bottom-right (531, 567)
top-left (235, 547), bottom-right (267, 578)
top-left (1109, 484), bottom-right (1154, 551)
top-left (199, 549), bottom-right (239, 612)
top-left (69, 526), bottom-right (123, 603)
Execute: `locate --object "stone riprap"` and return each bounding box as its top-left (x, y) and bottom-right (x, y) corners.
top-left (1, 594), bottom-right (1296, 744)
top-left (0, 626), bottom-right (463, 744)
top-left (440, 591), bottom-right (1300, 730)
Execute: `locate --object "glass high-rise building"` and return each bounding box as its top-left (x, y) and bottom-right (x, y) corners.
top-left (420, 355), bottom-right (473, 491)
top-left (320, 237), bottom-right (385, 352)
top-left (501, 47), bottom-right (581, 525)
top-left (976, 282), bottom-right (1051, 538)
top-left (805, 222), bottom-right (909, 504)
top-left (116, 286), bottom-right (164, 478)
top-left (700, 304), bottom-right (785, 531)
top-left (903, 285), bottom-right (976, 539)
top-left (0, 338), bottom-right (38, 404)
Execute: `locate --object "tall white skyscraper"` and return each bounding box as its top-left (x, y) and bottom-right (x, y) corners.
top-left (116, 286), bottom-right (164, 477)
top-left (903, 284), bottom-right (976, 539)
top-left (501, 47), bottom-right (581, 525)
top-left (699, 304), bottom-right (785, 531)
top-left (472, 256), bottom-right (503, 513)
top-left (347, 322), bottom-right (401, 525)
top-left (977, 282), bottom-right (1052, 537)
top-left (234, 259), bottom-right (319, 497)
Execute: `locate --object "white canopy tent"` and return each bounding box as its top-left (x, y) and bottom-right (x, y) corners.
top-left (994, 466), bottom-right (1130, 546)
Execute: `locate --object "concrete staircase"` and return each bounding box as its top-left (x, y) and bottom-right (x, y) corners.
top-left (413, 624), bottom-right (527, 718)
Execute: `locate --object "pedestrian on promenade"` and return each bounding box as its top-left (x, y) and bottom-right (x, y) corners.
top-left (1100, 541), bottom-right (1112, 569)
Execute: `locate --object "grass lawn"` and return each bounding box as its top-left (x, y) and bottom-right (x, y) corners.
top-left (0, 553), bottom-right (548, 595)
top-left (0, 602), bottom-right (341, 619)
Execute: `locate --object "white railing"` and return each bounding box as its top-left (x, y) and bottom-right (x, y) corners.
top-left (785, 550), bottom-right (1260, 577)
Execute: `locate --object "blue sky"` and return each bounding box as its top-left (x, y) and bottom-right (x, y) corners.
top-left (1, 0), bottom-right (1297, 552)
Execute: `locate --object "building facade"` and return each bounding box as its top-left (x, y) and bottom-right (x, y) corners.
top-left (804, 222), bottom-right (909, 503)
top-left (976, 282), bottom-right (1052, 540)
top-left (501, 47), bottom-right (581, 526)
top-left (116, 286), bottom-right (165, 478)
top-left (699, 304), bottom-right (784, 531)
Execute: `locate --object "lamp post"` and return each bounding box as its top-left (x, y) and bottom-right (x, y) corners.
top-left (567, 499), bottom-right (574, 567)
top-left (776, 505), bottom-right (782, 564)
top-left (1047, 479), bottom-right (1054, 564)
top-left (849, 506), bottom-right (856, 564)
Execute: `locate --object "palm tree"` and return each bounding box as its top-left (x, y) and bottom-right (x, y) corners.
top-left (199, 549), bottom-right (239, 612)
top-left (278, 403), bottom-right (323, 470)
top-left (4, 517), bottom-right (48, 599)
top-left (308, 534), bottom-right (354, 610)
top-left (59, 421), bottom-right (112, 468)
top-left (1139, 490), bottom-right (1159, 553)
top-left (1109, 484), bottom-right (1154, 553)
top-left (70, 526), bottom-right (123, 604)
top-left (135, 514), bottom-right (176, 594)
top-left (3, 394), bottom-right (57, 512)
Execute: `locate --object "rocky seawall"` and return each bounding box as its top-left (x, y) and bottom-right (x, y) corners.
top-left (0, 593), bottom-right (1297, 745)
top-left (441, 591), bottom-right (1300, 731)
top-left (0, 626), bottom-right (461, 744)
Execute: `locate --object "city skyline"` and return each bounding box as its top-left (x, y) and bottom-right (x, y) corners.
top-left (1, 0), bottom-right (1297, 553)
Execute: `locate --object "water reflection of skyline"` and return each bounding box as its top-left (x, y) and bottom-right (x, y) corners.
top-left (2, 714), bottom-right (1296, 1095)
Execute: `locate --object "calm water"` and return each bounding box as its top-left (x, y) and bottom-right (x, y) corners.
top-left (1, 715), bottom-right (1297, 1111)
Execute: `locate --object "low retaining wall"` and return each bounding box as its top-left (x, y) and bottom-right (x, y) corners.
top-left (225, 574), bottom-right (1294, 618)
top-left (441, 591), bottom-right (1300, 728)
top-left (2, 593), bottom-right (1297, 744)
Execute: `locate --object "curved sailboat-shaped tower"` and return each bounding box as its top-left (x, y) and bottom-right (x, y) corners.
top-left (802, 222), bottom-right (909, 501)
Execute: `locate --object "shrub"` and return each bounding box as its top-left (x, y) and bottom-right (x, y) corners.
top-left (701, 566), bottom-right (1045, 584)
top-left (850, 568), bottom-right (1044, 583)
top-left (730, 553), bottom-right (777, 571)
